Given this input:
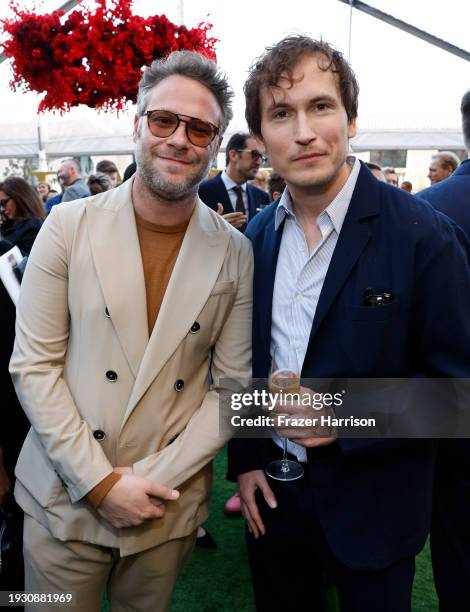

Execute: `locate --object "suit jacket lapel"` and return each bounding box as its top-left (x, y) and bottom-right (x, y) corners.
top-left (216, 173), bottom-right (234, 213)
top-left (246, 185), bottom-right (257, 220)
top-left (252, 211), bottom-right (283, 377)
top-left (121, 200), bottom-right (231, 427)
top-left (86, 179), bottom-right (148, 379)
top-left (306, 164), bottom-right (381, 347)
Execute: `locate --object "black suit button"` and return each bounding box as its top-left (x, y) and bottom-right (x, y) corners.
top-left (174, 379), bottom-right (184, 392)
top-left (104, 307), bottom-right (111, 318)
top-left (190, 322), bottom-right (200, 334)
top-left (93, 430), bottom-right (106, 441)
top-left (106, 370), bottom-right (118, 382)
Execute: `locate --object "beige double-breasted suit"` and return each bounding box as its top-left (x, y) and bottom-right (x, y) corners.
top-left (9, 178), bottom-right (252, 608)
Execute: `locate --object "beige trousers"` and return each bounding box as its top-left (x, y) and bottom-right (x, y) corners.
top-left (23, 515), bottom-right (196, 612)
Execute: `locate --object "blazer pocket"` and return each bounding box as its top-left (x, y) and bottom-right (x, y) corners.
top-left (210, 280), bottom-right (236, 296)
top-left (347, 300), bottom-right (398, 321)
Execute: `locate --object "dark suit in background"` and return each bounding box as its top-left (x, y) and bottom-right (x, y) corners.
top-left (419, 158), bottom-right (470, 612)
top-left (228, 164), bottom-right (470, 611)
top-left (199, 172), bottom-right (269, 222)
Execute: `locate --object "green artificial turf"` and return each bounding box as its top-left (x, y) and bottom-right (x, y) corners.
top-left (102, 446), bottom-right (438, 611)
top-left (170, 447), bottom-right (438, 611)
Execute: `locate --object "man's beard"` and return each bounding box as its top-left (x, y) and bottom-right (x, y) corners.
top-left (135, 146), bottom-right (212, 201)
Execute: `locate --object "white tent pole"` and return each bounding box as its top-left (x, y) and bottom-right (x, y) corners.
top-left (176, 0), bottom-right (184, 26)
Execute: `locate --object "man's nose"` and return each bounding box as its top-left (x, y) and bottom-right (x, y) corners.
top-left (295, 114), bottom-right (317, 144)
top-left (165, 121), bottom-right (190, 148)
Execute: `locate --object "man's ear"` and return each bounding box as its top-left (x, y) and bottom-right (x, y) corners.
top-left (347, 118), bottom-right (357, 140)
top-left (133, 115), bottom-right (141, 143)
top-left (228, 148), bottom-right (239, 164)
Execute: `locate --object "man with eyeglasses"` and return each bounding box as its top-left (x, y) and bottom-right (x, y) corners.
top-left (199, 132), bottom-right (270, 232)
top-left (10, 51), bottom-right (252, 611)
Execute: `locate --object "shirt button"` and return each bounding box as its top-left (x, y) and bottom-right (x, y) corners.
top-left (106, 370), bottom-right (118, 382)
top-left (93, 430), bottom-right (106, 441)
top-left (190, 322), bottom-right (200, 334)
top-left (174, 379), bottom-right (185, 392)
top-left (295, 293), bottom-right (302, 303)
top-left (104, 307), bottom-right (111, 318)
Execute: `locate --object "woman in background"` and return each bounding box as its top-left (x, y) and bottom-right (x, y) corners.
top-left (0, 177), bottom-right (45, 256)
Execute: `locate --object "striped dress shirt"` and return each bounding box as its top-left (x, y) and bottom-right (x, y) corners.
top-left (271, 157), bottom-right (360, 462)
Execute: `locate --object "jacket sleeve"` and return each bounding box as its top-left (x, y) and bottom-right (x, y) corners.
top-left (132, 236), bottom-right (253, 488)
top-left (9, 207), bottom-right (114, 503)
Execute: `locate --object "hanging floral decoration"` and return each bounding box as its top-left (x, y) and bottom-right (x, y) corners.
top-left (1, 0), bottom-right (217, 112)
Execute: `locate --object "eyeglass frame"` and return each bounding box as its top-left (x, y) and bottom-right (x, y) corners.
top-left (141, 109), bottom-right (220, 147)
top-left (235, 149), bottom-right (267, 163)
top-left (0, 198), bottom-right (12, 208)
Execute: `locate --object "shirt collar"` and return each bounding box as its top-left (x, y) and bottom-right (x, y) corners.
top-left (274, 156), bottom-right (360, 231)
top-left (221, 170), bottom-right (247, 193)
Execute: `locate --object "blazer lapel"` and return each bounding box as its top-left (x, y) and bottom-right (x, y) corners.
top-left (86, 179), bottom-right (148, 378)
top-left (216, 173), bottom-right (234, 213)
top-left (307, 164), bottom-right (381, 346)
top-left (246, 185), bottom-right (257, 220)
top-left (252, 211), bottom-right (283, 377)
top-left (121, 200), bottom-right (231, 426)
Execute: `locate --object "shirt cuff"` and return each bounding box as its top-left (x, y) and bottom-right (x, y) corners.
top-left (86, 473), bottom-right (122, 508)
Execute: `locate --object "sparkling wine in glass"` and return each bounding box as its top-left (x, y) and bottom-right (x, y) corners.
top-left (265, 348), bottom-right (304, 481)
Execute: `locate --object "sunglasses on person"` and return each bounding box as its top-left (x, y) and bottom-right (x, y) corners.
top-left (0, 198), bottom-right (11, 208)
top-left (236, 149), bottom-right (267, 163)
top-left (142, 109), bottom-right (219, 147)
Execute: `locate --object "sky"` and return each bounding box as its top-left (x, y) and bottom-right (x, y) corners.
top-left (0, 0), bottom-right (469, 135)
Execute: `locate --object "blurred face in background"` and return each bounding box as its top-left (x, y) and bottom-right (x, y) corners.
top-left (38, 183), bottom-right (49, 199)
top-left (384, 172), bottom-right (399, 187)
top-left (229, 138), bottom-right (265, 182)
top-left (428, 157), bottom-right (451, 185)
top-left (108, 172), bottom-right (119, 187)
top-left (0, 190), bottom-right (17, 221)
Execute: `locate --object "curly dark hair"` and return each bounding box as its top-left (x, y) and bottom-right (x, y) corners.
top-left (244, 35), bottom-right (359, 137)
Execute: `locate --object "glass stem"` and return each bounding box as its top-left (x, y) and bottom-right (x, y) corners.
top-left (282, 437), bottom-right (288, 461)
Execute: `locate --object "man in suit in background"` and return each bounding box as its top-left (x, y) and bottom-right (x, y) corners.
top-left (418, 94), bottom-right (470, 238)
top-left (199, 132), bottom-right (270, 231)
top-left (419, 90), bottom-right (470, 612)
top-left (227, 35), bottom-right (470, 612)
top-left (10, 51), bottom-right (252, 611)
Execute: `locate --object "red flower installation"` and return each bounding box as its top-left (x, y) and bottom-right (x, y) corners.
top-left (1, 0), bottom-right (217, 112)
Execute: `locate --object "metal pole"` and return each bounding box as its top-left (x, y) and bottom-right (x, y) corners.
top-left (338, 0), bottom-right (470, 62)
top-left (176, 0), bottom-right (184, 26)
top-left (0, 0), bottom-right (83, 175)
top-left (348, 0), bottom-right (353, 60)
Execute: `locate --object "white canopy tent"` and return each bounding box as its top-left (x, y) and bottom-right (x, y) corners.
top-left (0, 113), bottom-right (465, 160)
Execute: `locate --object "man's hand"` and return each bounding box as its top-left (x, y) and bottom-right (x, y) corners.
top-left (238, 470), bottom-right (277, 538)
top-left (97, 474), bottom-right (179, 529)
top-left (271, 385), bottom-right (337, 448)
top-left (216, 203), bottom-right (247, 229)
top-left (113, 466), bottom-right (133, 475)
top-left (0, 450), bottom-right (10, 508)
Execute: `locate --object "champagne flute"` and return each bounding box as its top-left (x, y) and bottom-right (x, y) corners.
top-left (265, 347), bottom-right (304, 481)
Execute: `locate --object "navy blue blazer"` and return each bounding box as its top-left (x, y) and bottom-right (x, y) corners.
top-left (228, 162), bottom-right (470, 571)
top-left (418, 158), bottom-right (470, 239)
top-left (198, 172), bottom-right (270, 221)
